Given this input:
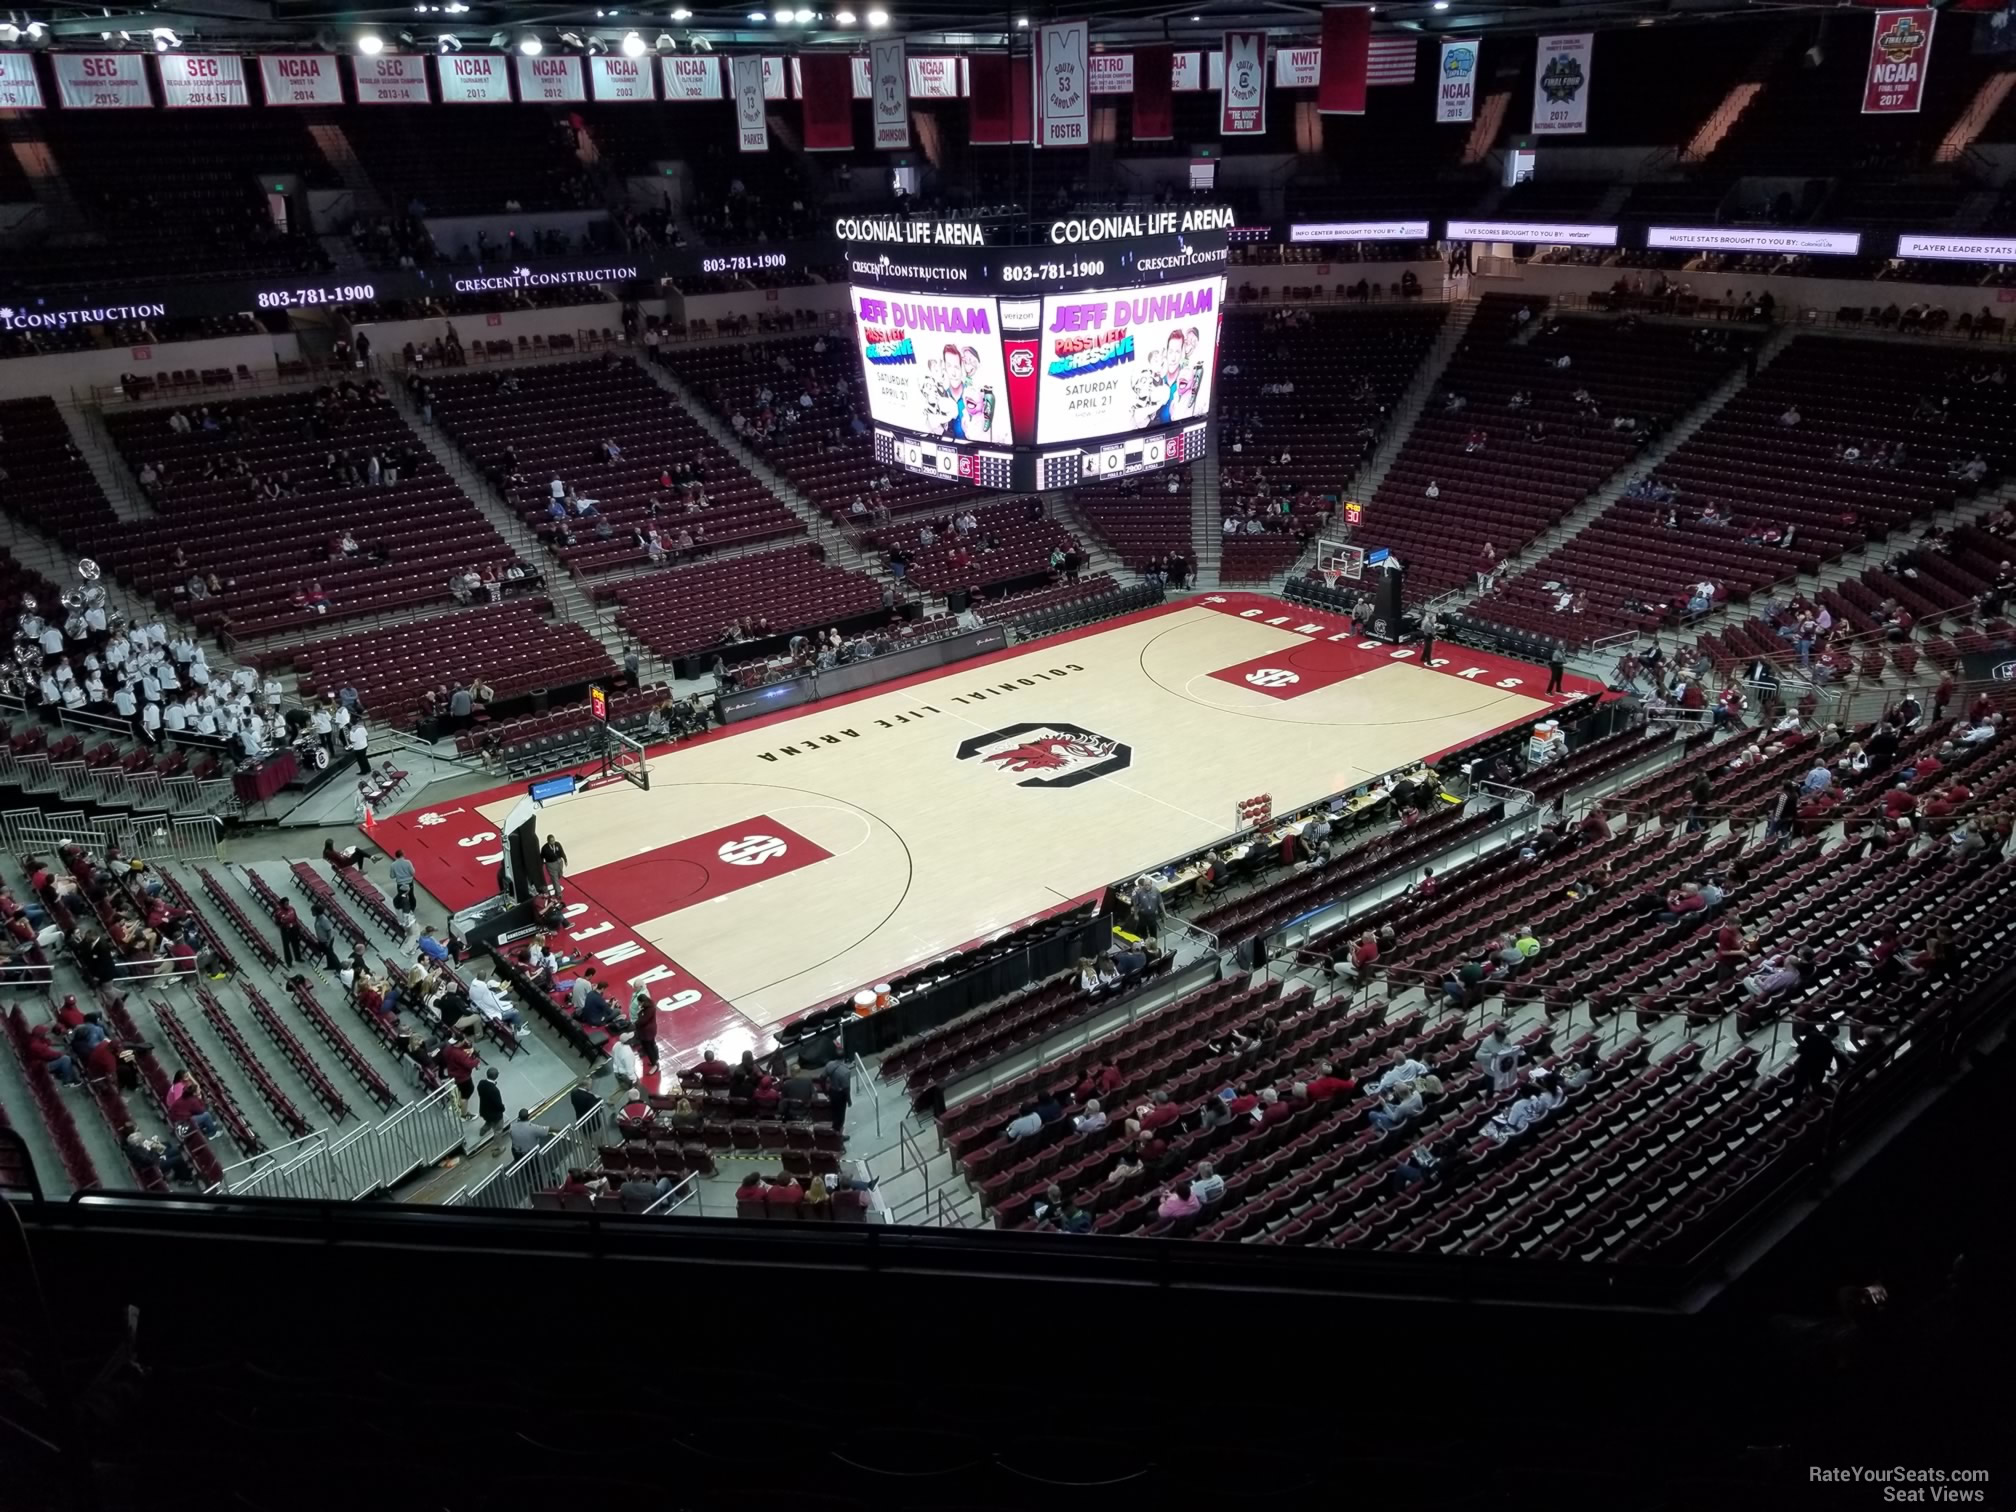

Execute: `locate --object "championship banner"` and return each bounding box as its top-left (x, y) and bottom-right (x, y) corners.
top-left (908, 53), bottom-right (962, 97)
top-left (1089, 51), bottom-right (1133, 94)
top-left (663, 54), bottom-right (723, 100)
top-left (589, 54), bottom-right (656, 102)
top-left (1437, 38), bottom-right (1478, 123)
top-left (439, 52), bottom-right (512, 102)
top-left (1864, 8), bottom-right (1936, 113)
top-left (1220, 30), bottom-right (1267, 134)
top-left (1170, 50), bottom-right (1204, 91)
top-left (1133, 43), bottom-right (1173, 139)
top-left (158, 53), bottom-right (247, 108)
top-left (1317, 6), bottom-right (1371, 114)
top-left (353, 53), bottom-right (430, 103)
top-left (762, 55), bottom-right (788, 100)
top-left (872, 37), bottom-right (909, 148)
top-left (1530, 32), bottom-right (1592, 135)
top-left (1036, 20), bottom-right (1090, 147)
top-left (0, 52), bottom-right (46, 108)
top-left (1277, 47), bottom-right (1321, 89)
top-left (731, 55), bottom-right (770, 151)
top-left (259, 54), bottom-right (343, 105)
top-left (516, 53), bottom-right (585, 102)
top-left (800, 52), bottom-right (853, 150)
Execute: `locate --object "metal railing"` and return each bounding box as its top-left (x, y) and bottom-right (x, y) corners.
top-left (207, 1081), bottom-right (465, 1202)
top-left (0, 809), bottom-right (224, 863)
top-left (0, 737), bottom-right (241, 819)
top-left (451, 1102), bottom-right (607, 1209)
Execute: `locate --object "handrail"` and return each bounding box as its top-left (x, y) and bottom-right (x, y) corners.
top-left (852, 1052), bottom-right (879, 1140)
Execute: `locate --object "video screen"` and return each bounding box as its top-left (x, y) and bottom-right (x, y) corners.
top-left (848, 287), bottom-right (1011, 445)
top-left (1034, 274), bottom-right (1224, 446)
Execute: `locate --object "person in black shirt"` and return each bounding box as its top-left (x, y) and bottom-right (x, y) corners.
top-left (539, 835), bottom-right (568, 896)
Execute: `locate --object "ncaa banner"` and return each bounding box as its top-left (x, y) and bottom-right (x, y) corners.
top-left (589, 54), bottom-right (655, 102)
top-left (872, 37), bottom-right (910, 148)
top-left (516, 52), bottom-right (585, 103)
top-left (1864, 8), bottom-right (1936, 113)
top-left (1531, 32), bottom-right (1592, 134)
top-left (731, 55), bottom-right (770, 151)
top-left (1437, 38), bottom-right (1478, 122)
top-left (1221, 30), bottom-right (1267, 134)
top-left (259, 54), bottom-right (343, 105)
top-left (1036, 21), bottom-right (1089, 147)
top-left (439, 52), bottom-right (512, 102)
top-left (663, 54), bottom-right (722, 100)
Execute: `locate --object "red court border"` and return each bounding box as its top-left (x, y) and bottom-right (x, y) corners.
top-left (368, 593), bottom-right (1597, 1062)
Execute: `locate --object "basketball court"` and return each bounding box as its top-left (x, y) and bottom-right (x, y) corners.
top-left (372, 592), bottom-right (1600, 1064)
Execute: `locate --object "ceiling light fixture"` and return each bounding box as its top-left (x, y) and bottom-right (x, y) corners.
top-left (866, 7), bottom-right (887, 24)
top-left (150, 25), bottom-right (179, 49)
top-left (438, 32), bottom-right (462, 50)
top-left (622, 29), bottom-right (647, 53)
top-left (794, 7), bottom-right (815, 21)
top-left (669, 6), bottom-right (690, 17)
top-left (748, 10), bottom-right (766, 19)
top-left (835, 8), bottom-right (856, 19)
top-left (518, 31), bottom-right (542, 53)
top-left (357, 31), bottom-right (385, 54)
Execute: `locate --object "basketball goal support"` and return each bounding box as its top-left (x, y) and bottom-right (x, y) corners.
top-left (598, 724), bottom-right (651, 791)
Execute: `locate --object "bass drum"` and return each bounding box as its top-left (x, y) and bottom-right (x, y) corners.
top-left (298, 740), bottom-right (331, 770)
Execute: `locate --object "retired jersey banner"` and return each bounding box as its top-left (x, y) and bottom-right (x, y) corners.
top-left (589, 54), bottom-right (655, 101)
top-left (1864, 8), bottom-right (1936, 112)
top-left (871, 37), bottom-right (909, 147)
top-left (663, 54), bottom-right (722, 100)
top-left (731, 55), bottom-right (769, 151)
top-left (800, 52), bottom-right (853, 150)
top-left (353, 53), bottom-right (430, 103)
top-left (1531, 32), bottom-right (1592, 134)
top-left (439, 52), bottom-right (511, 102)
top-left (1036, 21), bottom-right (1090, 147)
top-left (259, 54), bottom-right (343, 105)
top-left (1133, 43), bottom-right (1173, 139)
top-left (0, 52), bottom-right (46, 108)
top-left (1220, 30), bottom-right (1267, 134)
top-left (516, 53), bottom-right (585, 102)
top-left (1317, 6), bottom-right (1370, 113)
top-left (1437, 37), bottom-right (1478, 122)
top-left (159, 53), bottom-right (247, 108)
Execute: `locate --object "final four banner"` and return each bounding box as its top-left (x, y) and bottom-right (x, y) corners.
top-left (1220, 29), bottom-right (1267, 134)
top-left (1437, 37), bottom-right (1478, 123)
top-left (1530, 32), bottom-right (1592, 135)
top-left (730, 54), bottom-right (769, 151)
top-left (1036, 20), bottom-right (1090, 147)
top-left (871, 37), bottom-right (910, 148)
top-left (1864, 9), bottom-right (1936, 113)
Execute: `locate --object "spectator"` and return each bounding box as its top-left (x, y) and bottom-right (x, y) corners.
top-left (475, 1066), bottom-right (508, 1145)
top-left (1156, 1180), bottom-right (1201, 1222)
top-left (1003, 1102), bottom-right (1044, 1141)
top-left (508, 1110), bottom-right (548, 1161)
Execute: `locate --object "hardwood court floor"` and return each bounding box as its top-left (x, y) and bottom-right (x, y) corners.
top-left (375, 593), bottom-right (1597, 1062)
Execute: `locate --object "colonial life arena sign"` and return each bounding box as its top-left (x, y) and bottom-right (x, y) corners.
top-left (1048, 207), bottom-right (1236, 242)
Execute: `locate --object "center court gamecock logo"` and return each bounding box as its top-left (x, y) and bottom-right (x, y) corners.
top-left (957, 721), bottom-right (1132, 789)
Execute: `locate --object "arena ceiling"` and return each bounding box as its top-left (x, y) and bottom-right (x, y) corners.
top-left (15, 0), bottom-right (1822, 59)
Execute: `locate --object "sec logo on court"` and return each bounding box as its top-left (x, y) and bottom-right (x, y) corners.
top-left (1245, 668), bottom-right (1300, 688)
top-left (717, 834), bottom-right (789, 866)
top-left (956, 721), bottom-right (1133, 789)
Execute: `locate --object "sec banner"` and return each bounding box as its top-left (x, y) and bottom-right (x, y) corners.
top-left (1864, 8), bottom-right (1936, 114)
top-left (1221, 30), bottom-right (1267, 135)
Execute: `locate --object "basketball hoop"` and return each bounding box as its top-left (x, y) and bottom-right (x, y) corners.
top-left (1319, 567), bottom-right (1343, 594)
top-left (1315, 539), bottom-right (1364, 593)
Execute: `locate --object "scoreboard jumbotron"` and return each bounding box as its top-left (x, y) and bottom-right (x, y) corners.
top-left (841, 208), bottom-right (1233, 494)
